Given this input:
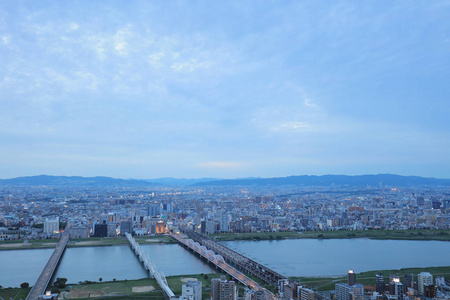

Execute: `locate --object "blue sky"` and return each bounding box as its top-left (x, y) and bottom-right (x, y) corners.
top-left (0, 1), bottom-right (449, 179)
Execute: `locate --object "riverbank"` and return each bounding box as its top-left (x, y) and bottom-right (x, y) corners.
top-left (0, 235), bottom-right (176, 251)
top-left (291, 266), bottom-right (450, 291)
top-left (2, 229), bottom-right (450, 251)
top-left (209, 229), bottom-right (450, 242)
top-left (3, 266), bottom-right (450, 299)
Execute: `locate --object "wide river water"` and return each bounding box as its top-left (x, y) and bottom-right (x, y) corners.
top-left (2, 238), bottom-right (450, 287)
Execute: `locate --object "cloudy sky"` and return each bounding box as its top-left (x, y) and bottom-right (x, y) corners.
top-left (0, 1), bottom-right (449, 179)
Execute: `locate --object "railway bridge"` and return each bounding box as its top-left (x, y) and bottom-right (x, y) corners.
top-left (181, 229), bottom-right (287, 286)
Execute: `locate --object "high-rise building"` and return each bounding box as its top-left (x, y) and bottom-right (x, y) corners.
top-left (394, 282), bottom-right (404, 300)
top-left (120, 220), bottom-right (133, 235)
top-left (44, 217), bottom-right (59, 236)
top-left (424, 284), bottom-right (436, 298)
top-left (181, 281), bottom-right (202, 300)
top-left (220, 213), bottom-right (230, 233)
top-left (299, 287), bottom-right (315, 300)
top-left (147, 202), bottom-right (162, 217)
top-left (336, 283), bottom-right (352, 300)
top-left (376, 273), bottom-right (385, 294)
top-left (350, 284), bottom-right (364, 300)
top-left (94, 223), bottom-right (108, 237)
top-left (348, 270), bottom-right (356, 286)
top-left (403, 274), bottom-right (413, 289)
top-left (418, 272), bottom-right (433, 296)
top-left (211, 278), bottom-right (236, 300)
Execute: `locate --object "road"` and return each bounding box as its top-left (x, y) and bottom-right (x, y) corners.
top-left (26, 233), bottom-right (69, 300)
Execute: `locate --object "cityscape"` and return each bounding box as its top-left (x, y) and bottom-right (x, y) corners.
top-left (1, 1), bottom-right (449, 300)
top-left (1, 175), bottom-right (450, 300)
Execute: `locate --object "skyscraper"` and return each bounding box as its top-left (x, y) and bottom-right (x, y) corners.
top-left (403, 274), bottom-right (413, 289)
top-left (375, 273), bottom-right (385, 294)
top-left (418, 272), bottom-right (433, 296)
top-left (348, 270), bottom-right (356, 286)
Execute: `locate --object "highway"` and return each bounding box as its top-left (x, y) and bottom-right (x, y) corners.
top-left (26, 233), bottom-right (70, 300)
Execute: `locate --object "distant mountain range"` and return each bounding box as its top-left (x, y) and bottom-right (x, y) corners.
top-left (144, 177), bottom-right (222, 186)
top-left (0, 175), bottom-right (156, 187)
top-left (192, 174), bottom-right (450, 187)
top-left (0, 174), bottom-right (449, 187)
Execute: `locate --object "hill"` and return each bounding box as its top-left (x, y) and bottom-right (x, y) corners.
top-left (193, 174), bottom-right (450, 187)
top-left (0, 175), bottom-right (157, 187)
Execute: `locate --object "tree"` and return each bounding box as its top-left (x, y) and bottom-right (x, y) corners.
top-left (20, 282), bottom-right (29, 289)
top-left (54, 278), bottom-right (67, 288)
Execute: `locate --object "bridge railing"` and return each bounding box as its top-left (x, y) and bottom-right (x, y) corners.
top-left (125, 233), bottom-right (175, 298)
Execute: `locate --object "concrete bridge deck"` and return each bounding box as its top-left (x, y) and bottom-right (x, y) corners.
top-left (26, 233), bottom-right (70, 300)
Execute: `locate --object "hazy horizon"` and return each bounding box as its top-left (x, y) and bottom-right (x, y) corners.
top-left (1, 1), bottom-right (449, 179)
top-left (1, 173), bottom-right (450, 181)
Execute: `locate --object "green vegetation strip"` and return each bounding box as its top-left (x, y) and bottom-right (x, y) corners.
top-left (209, 229), bottom-right (450, 242)
top-left (0, 235), bottom-right (176, 250)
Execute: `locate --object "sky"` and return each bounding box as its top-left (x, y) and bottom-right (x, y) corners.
top-left (0, 1), bottom-right (449, 179)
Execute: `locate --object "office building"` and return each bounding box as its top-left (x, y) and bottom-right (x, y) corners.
top-left (70, 226), bottom-right (89, 239)
top-left (394, 282), bottom-right (403, 300)
top-left (147, 203), bottom-right (162, 217)
top-left (418, 272), bottom-right (433, 296)
top-left (94, 223), bottom-right (108, 237)
top-left (120, 220), bottom-right (132, 235)
top-left (350, 284), bottom-right (364, 300)
top-left (336, 283), bottom-right (352, 300)
top-left (376, 273), bottom-right (385, 294)
top-left (211, 278), bottom-right (236, 300)
top-left (44, 217), bottom-right (59, 236)
top-left (424, 284), bottom-right (436, 298)
top-left (182, 281), bottom-right (202, 300)
top-left (299, 287), bottom-right (315, 300)
top-left (348, 270), bottom-right (356, 286)
top-left (403, 274), bottom-right (413, 289)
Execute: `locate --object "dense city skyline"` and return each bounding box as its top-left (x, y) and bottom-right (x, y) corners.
top-left (1, 1), bottom-right (449, 179)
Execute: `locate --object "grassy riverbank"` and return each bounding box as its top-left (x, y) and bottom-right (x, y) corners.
top-left (55, 273), bottom-right (229, 300)
top-left (2, 229), bottom-right (450, 250)
top-left (291, 266), bottom-right (450, 291)
top-left (209, 229), bottom-right (450, 242)
top-left (0, 235), bottom-right (176, 250)
top-left (4, 266), bottom-right (450, 299)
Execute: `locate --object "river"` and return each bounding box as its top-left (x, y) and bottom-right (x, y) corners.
top-left (1, 238), bottom-right (450, 287)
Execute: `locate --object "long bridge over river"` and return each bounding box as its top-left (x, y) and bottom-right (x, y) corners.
top-left (171, 232), bottom-right (277, 300)
top-left (26, 231), bottom-right (70, 300)
top-left (180, 229), bottom-right (288, 285)
top-left (125, 233), bottom-right (176, 298)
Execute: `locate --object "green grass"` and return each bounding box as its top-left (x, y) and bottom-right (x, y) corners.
top-left (48, 273), bottom-right (229, 300)
top-left (290, 266), bottom-right (450, 291)
top-left (0, 287), bottom-right (31, 299)
top-left (209, 229), bottom-right (450, 242)
top-left (0, 235), bottom-right (176, 250)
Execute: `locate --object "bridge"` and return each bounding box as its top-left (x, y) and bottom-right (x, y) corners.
top-left (171, 232), bottom-right (276, 300)
top-left (26, 232), bottom-right (70, 300)
top-left (180, 229), bottom-right (287, 285)
top-left (125, 233), bottom-right (175, 298)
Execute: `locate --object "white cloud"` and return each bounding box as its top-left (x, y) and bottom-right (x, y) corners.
top-left (271, 121), bottom-right (313, 132)
top-left (69, 23), bottom-right (79, 31)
